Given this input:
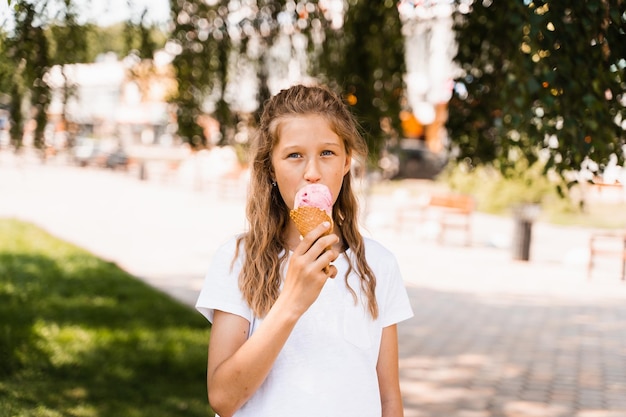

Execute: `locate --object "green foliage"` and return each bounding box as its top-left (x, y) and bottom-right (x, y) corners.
top-left (123, 9), bottom-right (162, 61)
top-left (315, 0), bottom-right (406, 164)
top-left (2, 1), bottom-right (89, 149)
top-left (168, 0), bottom-right (329, 147)
top-left (448, 0), bottom-right (626, 181)
top-left (168, 0), bottom-right (406, 158)
top-left (440, 159), bottom-right (565, 214)
top-left (73, 24), bottom-right (166, 62)
top-left (0, 219), bottom-right (213, 417)
top-left (0, 31), bottom-right (14, 95)
top-left (440, 161), bottom-right (626, 228)
top-left (0, 29), bottom-right (20, 147)
top-left (169, 0), bottom-right (222, 148)
top-left (4, 0), bottom-right (51, 149)
top-left (45, 0), bottom-right (92, 65)
top-left (98, 23), bottom-right (141, 59)
top-left (0, 0), bottom-right (167, 150)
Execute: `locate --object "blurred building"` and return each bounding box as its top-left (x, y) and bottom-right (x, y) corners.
top-left (45, 51), bottom-right (176, 149)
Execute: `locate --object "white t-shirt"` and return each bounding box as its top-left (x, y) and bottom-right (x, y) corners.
top-left (196, 236), bottom-right (414, 417)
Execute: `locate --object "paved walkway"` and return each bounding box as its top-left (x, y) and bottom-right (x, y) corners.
top-left (2, 153), bottom-right (626, 417)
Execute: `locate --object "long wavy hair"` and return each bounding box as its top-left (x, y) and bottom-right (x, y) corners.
top-left (236, 84), bottom-right (378, 319)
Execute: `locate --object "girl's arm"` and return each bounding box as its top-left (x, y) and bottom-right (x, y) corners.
top-left (377, 324), bottom-right (405, 417)
top-left (207, 305), bottom-right (298, 416)
top-left (206, 223), bottom-right (339, 417)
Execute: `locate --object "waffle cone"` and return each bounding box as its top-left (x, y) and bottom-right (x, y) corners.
top-left (290, 206), bottom-right (333, 243)
top-left (290, 206), bottom-right (333, 274)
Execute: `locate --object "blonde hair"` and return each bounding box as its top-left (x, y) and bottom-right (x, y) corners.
top-left (236, 84), bottom-right (378, 319)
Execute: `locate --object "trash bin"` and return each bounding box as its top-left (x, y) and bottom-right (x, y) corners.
top-left (512, 204), bottom-right (540, 261)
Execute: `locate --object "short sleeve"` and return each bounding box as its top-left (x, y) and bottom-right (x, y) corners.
top-left (378, 254), bottom-right (414, 328)
top-left (195, 237), bottom-right (253, 324)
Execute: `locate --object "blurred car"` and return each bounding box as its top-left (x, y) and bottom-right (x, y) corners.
top-left (105, 148), bottom-right (129, 170)
top-left (72, 137), bottom-right (129, 169)
top-left (388, 139), bottom-right (447, 180)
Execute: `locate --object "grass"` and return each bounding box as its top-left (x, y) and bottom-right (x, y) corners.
top-left (541, 200), bottom-right (626, 229)
top-left (0, 219), bottom-right (213, 417)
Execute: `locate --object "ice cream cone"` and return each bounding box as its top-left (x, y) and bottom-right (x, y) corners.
top-left (290, 206), bottom-right (333, 239)
top-left (290, 206), bottom-right (333, 274)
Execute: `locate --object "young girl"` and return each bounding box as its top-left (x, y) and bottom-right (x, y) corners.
top-left (196, 84), bottom-right (413, 417)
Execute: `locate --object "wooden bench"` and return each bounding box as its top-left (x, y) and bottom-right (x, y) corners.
top-left (397, 193), bottom-right (475, 245)
top-left (586, 180), bottom-right (625, 204)
top-left (588, 231), bottom-right (626, 280)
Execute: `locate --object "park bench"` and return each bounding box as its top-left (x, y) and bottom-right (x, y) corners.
top-left (586, 180), bottom-right (625, 204)
top-left (397, 192), bottom-right (475, 245)
top-left (587, 230), bottom-right (626, 280)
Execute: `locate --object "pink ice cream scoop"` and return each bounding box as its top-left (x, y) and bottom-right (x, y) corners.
top-left (293, 184), bottom-right (333, 216)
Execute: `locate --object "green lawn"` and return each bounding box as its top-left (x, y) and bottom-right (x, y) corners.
top-left (0, 219), bottom-right (213, 417)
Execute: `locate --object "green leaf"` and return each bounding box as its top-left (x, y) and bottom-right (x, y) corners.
top-left (447, 0), bottom-right (625, 182)
top-left (527, 77), bottom-right (541, 94)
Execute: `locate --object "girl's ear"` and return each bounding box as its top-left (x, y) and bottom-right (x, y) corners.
top-left (343, 154), bottom-right (352, 176)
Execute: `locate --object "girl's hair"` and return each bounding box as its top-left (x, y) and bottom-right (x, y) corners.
top-left (236, 84), bottom-right (378, 319)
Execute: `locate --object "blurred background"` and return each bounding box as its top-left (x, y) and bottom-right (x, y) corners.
top-left (0, 0), bottom-right (624, 214)
top-left (1, 1), bottom-right (626, 416)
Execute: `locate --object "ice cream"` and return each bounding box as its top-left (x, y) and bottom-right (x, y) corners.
top-left (293, 183), bottom-right (333, 215)
top-left (290, 183), bottom-right (333, 240)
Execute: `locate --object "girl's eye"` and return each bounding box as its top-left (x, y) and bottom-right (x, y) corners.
top-left (321, 150), bottom-right (335, 156)
top-left (287, 153), bottom-right (302, 159)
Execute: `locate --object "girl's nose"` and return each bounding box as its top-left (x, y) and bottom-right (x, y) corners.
top-left (303, 158), bottom-right (321, 182)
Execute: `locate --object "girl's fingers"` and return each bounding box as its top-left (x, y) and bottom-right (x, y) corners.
top-left (316, 244), bottom-right (338, 265)
top-left (282, 233), bottom-right (339, 314)
top-left (313, 234), bottom-right (339, 257)
top-left (325, 264), bottom-right (338, 279)
top-left (294, 222), bottom-right (334, 255)
top-left (314, 244), bottom-right (339, 280)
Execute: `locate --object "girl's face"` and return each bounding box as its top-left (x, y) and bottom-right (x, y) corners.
top-left (271, 114), bottom-right (351, 211)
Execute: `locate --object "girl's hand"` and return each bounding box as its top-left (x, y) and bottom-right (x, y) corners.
top-left (281, 221), bottom-right (339, 317)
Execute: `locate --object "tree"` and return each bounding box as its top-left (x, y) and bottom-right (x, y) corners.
top-left (5, 1), bottom-right (51, 150)
top-left (168, 0), bottom-right (407, 160)
top-left (447, 0), bottom-right (626, 186)
top-left (315, 0), bottom-right (406, 164)
top-left (168, 0), bottom-right (226, 148)
top-left (168, 0), bottom-right (328, 148)
top-left (0, 27), bottom-right (20, 144)
top-left (47, 0), bottom-right (93, 148)
top-left (0, 27), bottom-right (14, 100)
top-left (124, 7), bottom-right (165, 60)
top-left (2, 0), bottom-right (94, 150)
top-left (0, 0), bottom-right (164, 150)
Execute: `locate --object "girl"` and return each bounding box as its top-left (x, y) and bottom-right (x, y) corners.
top-left (196, 84), bottom-right (413, 417)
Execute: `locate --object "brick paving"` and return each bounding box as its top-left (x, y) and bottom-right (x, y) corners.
top-left (1, 153), bottom-right (626, 417)
top-left (398, 289), bottom-right (626, 417)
